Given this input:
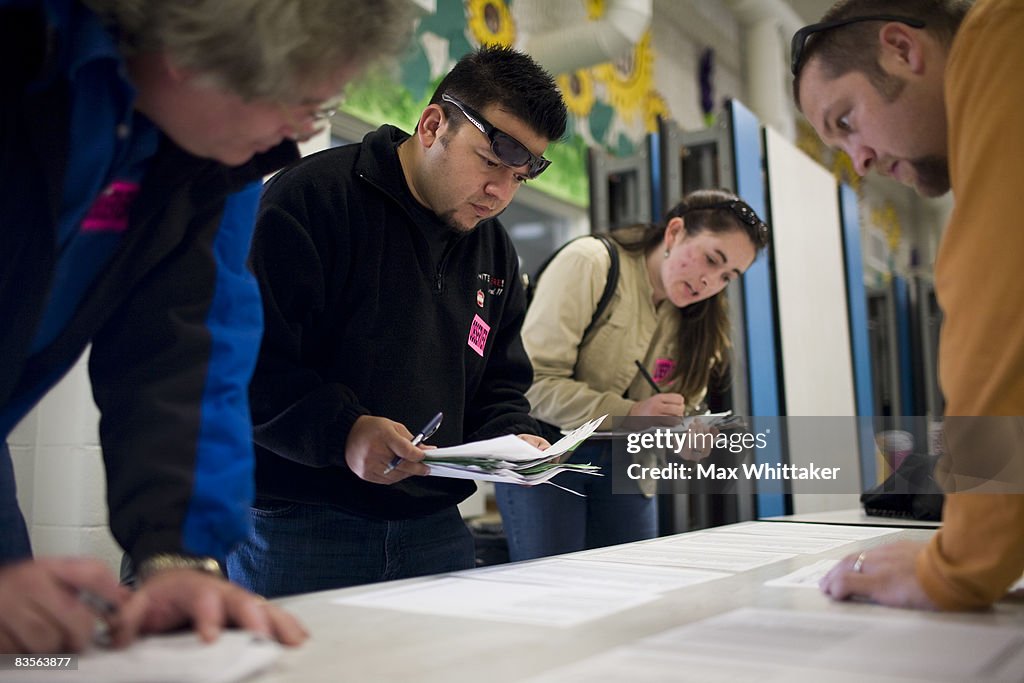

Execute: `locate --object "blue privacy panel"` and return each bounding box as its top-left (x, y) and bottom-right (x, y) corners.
top-left (729, 100), bottom-right (785, 518)
top-left (893, 275), bottom-right (916, 417)
top-left (839, 185), bottom-right (877, 489)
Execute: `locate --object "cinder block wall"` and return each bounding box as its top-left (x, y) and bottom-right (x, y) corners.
top-left (9, 351), bottom-right (121, 573)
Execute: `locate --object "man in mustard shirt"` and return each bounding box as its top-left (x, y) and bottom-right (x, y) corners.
top-left (792, 0), bottom-right (1024, 609)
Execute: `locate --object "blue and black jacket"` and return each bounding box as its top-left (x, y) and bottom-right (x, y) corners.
top-left (0, 1), bottom-right (298, 564)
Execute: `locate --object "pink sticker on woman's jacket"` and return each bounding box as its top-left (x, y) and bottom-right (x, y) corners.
top-left (653, 358), bottom-right (676, 383)
top-left (82, 180), bottom-right (140, 232)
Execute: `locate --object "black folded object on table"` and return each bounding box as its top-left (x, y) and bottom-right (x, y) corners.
top-left (861, 451), bottom-right (944, 521)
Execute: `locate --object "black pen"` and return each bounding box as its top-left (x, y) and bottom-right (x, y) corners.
top-left (65, 586), bottom-right (118, 647)
top-left (634, 360), bottom-right (662, 394)
top-left (383, 411), bottom-right (443, 474)
top-left (78, 589), bottom-right (118, 617)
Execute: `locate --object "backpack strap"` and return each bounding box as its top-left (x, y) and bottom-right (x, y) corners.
top-left (530, 234), bottom-right (620, 344)
top-left (581, 234), bottom-right (619, 343)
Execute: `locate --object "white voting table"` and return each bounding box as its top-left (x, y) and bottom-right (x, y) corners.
top-left (252, 523), bottom-right (1024, 683)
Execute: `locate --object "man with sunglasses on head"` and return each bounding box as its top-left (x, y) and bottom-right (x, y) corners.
top-left (793, 0), bottom-right (1024, 611)
top-left (228, 46), bottom-right (568, 597)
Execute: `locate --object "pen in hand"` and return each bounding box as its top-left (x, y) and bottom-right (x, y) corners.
top-left (634, 360), bottom-right (662, 394)
top-left (383, 411), bottom-right (443, 474)
top-left (71, 587), bottom-right (119, 647)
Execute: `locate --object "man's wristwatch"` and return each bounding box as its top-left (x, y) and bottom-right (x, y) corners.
top-left (136, 553), bottom-right (224, 581)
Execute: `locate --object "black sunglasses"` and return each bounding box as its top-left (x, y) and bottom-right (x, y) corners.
top-left (791, 15), bottom-right (926, 76)
top-left (441, 92), bottom-right (551, 179)
top-left (693, 200), bottom-right (769, 244)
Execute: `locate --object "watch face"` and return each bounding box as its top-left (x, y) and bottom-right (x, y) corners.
top-left (139, 554), bottom-right (223, 580)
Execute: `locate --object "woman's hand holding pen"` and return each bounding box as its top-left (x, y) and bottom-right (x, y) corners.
top-left (345, 415), bottom-right (431, 484)
top-left (630, 360), bottom-right (686, 425)
top-left (0, 557), bottom-right (128, 653)
top-left (629, 393), bottom-right (687, 419)
top-left (627, 394), bottom-right (712, 461)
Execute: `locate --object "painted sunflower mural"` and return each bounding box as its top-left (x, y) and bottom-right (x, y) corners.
top-left (592, 31), bottom-right (655, 124)
top-left (467, 0), bottom-right (516, 47)
top-left (558, 70), bottom-right (597, 119)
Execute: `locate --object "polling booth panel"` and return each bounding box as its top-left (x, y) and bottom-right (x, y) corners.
top-left (763, 127), bottom-right (862, 514)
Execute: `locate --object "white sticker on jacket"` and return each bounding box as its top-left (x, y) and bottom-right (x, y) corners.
top-left (467, 314), bottom-right (491, 357)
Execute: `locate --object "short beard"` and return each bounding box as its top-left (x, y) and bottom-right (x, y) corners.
top-left (911, 156), bottom-right (951, 197)
top-left (438, 205), bottom-right (507, 235)
top-left (438, 209), bottom-right (476, 234)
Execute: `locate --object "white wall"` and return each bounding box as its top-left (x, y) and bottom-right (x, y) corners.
top-left (9, 353), bottom-right (120, 573)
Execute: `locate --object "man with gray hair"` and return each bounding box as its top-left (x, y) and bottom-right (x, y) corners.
top-left (0, 0), bottom-right (415, 652)
top-left (792, 0), bottom-right (1024, 611)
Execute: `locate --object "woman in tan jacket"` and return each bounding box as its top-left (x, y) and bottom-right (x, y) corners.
top-left (496, 189), bottom-right (769, 560)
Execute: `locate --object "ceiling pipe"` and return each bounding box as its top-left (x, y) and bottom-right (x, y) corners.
top-left (516, 0), bottom-right (653, 75)
top-left (722, 0), bottom-right (806, 140)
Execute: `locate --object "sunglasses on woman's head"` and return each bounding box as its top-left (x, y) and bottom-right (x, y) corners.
top-left (441, 92), bottom-right (551, 179)
top-left (691, 200), bottom-right (769, 244)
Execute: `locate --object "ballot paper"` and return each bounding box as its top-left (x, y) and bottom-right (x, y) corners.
top-left (768, 558), bottom-right (1024, 594)
top-left (526, 607), bottom-right (1024, 682)
top-left (3, 632), bottom-right (281, 683)
top-left (423, 415), bottom-right (606, 489)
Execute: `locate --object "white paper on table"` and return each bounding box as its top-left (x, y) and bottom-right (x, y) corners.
top-left (332, 575), bottom-right (654, 628)
top-left (588, 537), bottom-right (796, 572)
top-left (768, 559), bottom-right (1024, 598)
top-left (467, 557), bottom-right (728, 594)
top-left (529, 607), bottom-right (1024, 682)
top-left (718, 521), bottom-right (903, 541)
top-left (640, 607), bottom-right (1024, 681)
top-left (2, 632), bottom-right (281, 683)
top-left (663, 530), bottom-right (866, 555)
top-left (764, 559), bottom-right (840, 588)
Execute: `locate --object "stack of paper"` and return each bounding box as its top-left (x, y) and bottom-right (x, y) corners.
top-left (423, 415), bottom-right (606, 489)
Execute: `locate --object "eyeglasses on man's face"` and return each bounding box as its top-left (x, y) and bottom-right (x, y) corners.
top-left (281, 94), bottom-right (345, 143)
top-left (441, 92), bottom-right (551, 179)
top-left (791, 15), bottom-right (926, 76)
top-left (697, 200), bottom-right (769, 243)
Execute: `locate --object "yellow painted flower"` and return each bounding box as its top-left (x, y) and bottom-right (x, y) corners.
top-left (644, 90), bottom-right (670, 133)
top-left (796, 118), bottom-right (827, 163)
top-left (467, 0), bottom-right (516, 47)
top-left (872, 202), bottom-right (902, 252)
top-left (593, 31), bottom-right (654, 123)
top-left (558, 70), bottom-right (596, 118)
top-left (586, 0), bottom-right (606, 20)
top-left (831, 150), bottom-right (862, 192)
top-left (798, 119), bottom-right (863, 192)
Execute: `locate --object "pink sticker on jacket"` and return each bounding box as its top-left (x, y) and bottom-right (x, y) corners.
top-left (467, 314), bottom-right (491, 357)
top-left (653, 358), bottom-right (676, 383)
top-left (82, 180), bottom-right (140, 232)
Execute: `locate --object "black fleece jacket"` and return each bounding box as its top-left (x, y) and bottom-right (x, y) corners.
top-left (248, 125), bottom-right (539, 520)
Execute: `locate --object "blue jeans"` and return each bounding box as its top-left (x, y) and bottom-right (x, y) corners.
top-left (495, 441), bottom-right (657, 561)
top-left (226, 500), bottom-right (475, 598)
top-left (0, 443), bottom-right (32, 564)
